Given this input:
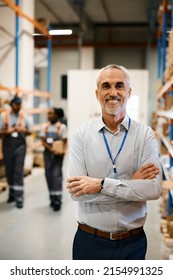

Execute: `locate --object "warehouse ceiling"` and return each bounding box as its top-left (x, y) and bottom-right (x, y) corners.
top-left (34, 0), bottom-right (165, 48)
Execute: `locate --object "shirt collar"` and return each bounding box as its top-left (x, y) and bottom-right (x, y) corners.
top-left (97, 114), bottom-right (130, 132)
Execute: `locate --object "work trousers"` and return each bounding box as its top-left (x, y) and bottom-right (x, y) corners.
top-left (3, 135), bottom-right (26, 203)
top-left (44, 149), bottom-right (64, 202)
top-left (73, 227), bottom-right (147, 260)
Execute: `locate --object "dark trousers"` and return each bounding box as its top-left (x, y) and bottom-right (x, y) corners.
top-left (73, 227), bottom-right (147, 260)
top-left (3, 136), bottom-right (26, 202)
top-left (44, 150), bottom-right (64, 200)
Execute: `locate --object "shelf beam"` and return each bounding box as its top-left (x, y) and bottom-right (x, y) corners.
top-left (157, 77), bottom-right (173, 98)
top-left (0, 84), bottom-right (51, 98)
top-left (1, 0), bottom-right (51, 37)
top-left (157, 132), bottom-right (173, 157)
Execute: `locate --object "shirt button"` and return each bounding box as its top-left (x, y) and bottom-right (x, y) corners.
top-left (106, 187), bottom-right (110, 191)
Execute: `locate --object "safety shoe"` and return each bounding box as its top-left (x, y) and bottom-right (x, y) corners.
top-left (16, 201), bottom-right (23, 209)
top-left (7, 196), bottom-right (15, 203)
top-left (50, 200), bottom-right (54, 207)
top-left (53, 201), bottom-right (61, 211)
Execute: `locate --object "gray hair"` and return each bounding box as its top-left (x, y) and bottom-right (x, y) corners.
top-left (96, 64), bottom-right (130, 87)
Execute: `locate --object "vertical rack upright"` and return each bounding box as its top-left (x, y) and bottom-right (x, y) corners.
top-left (157, 0), bottom-right (173, 216)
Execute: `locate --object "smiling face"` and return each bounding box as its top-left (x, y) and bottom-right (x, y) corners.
top-left (47, 108), bottom-right (58, 124)
top-left (96, 67), bottom-right (131, 121)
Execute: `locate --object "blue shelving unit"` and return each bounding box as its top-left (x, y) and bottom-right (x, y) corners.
top-left (157, 0), bottom-right (173, 216)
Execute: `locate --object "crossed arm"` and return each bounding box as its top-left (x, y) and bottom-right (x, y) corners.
top-left (66, 163), bottom-right (160, 197)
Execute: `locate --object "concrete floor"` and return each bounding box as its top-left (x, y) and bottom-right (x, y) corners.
top-left (0, 155), bottom-right (163, 260)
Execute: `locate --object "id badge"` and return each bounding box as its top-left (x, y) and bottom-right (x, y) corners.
top-left (11, 132), bottom-right (18, 138)
top-left (46, 137), bottom-right (53, 144)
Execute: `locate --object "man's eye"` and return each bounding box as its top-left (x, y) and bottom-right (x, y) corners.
top-left (116, 84), bottom-right (124, 89)
top-left (102, 84), bottom-right (109, 89)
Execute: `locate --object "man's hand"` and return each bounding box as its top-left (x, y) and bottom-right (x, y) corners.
top-left (67, 163), bottom-right (160, 197)
top-left (66, 176), bottom-right (102, 197)
top-left (131, 163), bottom-right (160, 180)
top-left (8, 127), bottom-right (16, 134)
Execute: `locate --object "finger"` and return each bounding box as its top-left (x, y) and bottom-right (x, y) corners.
top-left (73, 189), bottom-right (85, 197)
top-left (66, 181), bottom-right (80, 189)
top-left (144, 171), bottom-right (159, 179)
top-left (66, 184), bottom-right (72, 189)
top-left (146, 174), bottom-right (157, 179)
top-left (68, 185), bottom-right (81, 193)
top-left (67, 176), bottom-right (81, 183)
top-left (140, 166), bottom-right (159, 175)
top-left (73, 192), bottom-right (81, 197)
top-left (143, 167), bottom-right (159, 175)
top-left (140, 163), bottom-right (155, 172)
top-left (68, 187), bottom-right (82, 196)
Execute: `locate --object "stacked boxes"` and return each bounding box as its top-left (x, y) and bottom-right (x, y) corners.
top-left (164, 30), bottom-right (173, 82)
top-left (160, 181), bottom-right (173, 259)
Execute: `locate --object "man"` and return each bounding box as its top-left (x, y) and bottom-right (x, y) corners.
top-left (0, 96), bottom-right (31, 208)
top-left (66, 64), bottom-right (162, 260)
top-left (40, 107), bottom-right (67, 211)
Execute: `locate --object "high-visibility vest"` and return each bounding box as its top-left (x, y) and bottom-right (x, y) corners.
top-left (45, 122), bottom-right (62, 136)
top-left (3, 111), bottom-right (24, 128)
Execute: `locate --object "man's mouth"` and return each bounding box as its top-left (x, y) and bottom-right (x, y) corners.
top-left (105, 96), bottom-right (121, 103)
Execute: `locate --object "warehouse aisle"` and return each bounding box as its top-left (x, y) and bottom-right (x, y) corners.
top-left (0, 156), bottom-right (77, 260)
top-left (0, 155), bottom-right (162, 260)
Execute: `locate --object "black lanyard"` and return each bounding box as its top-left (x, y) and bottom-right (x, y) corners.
top-left (102, 117), bottom-right (131, 173)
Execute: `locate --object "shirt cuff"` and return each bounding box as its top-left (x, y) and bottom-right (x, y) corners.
top-left (101, 178), bottom-right (122, 196)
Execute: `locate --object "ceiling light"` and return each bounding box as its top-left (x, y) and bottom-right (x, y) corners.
top-left (32, 33), bottom-right (44, 36)
top-left (49, 29), bottom-right (73, 35)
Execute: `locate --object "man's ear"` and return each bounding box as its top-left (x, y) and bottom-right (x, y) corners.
top-left (95, 89), bottom-right (99, 100)
top-left (128, 87), bottom-right (132, 99)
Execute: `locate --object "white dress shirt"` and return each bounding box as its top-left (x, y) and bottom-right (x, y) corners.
top-left (67, 114), bottom-right (162, 232)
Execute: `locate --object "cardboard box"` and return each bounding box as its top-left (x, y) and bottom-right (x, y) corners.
top-left (0, 139), bottom-right (3, 160)
top-left (52, 140), bottom-right (64, 154)
top-left (165, 95), bottom-right (173, 110)
top-left (33, 153), bottom-right (44, 167)
top-left (167, 221), bottom-right (173, 237)
top-left (162, 123), bottom-right (169, 136)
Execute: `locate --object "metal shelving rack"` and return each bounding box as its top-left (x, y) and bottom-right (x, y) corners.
top-left (157, 0), bottom-right (173, 216)
top-left (0, 0), bottom-right (53, 170)
top-left (0, 0), bottom-right (52, 107)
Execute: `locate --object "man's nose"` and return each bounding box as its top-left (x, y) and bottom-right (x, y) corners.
top-left (109, 87), bottom-right (118, 95)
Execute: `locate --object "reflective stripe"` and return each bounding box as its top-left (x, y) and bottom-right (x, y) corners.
top-left (50, 191), bottom-right (62, 196)
top-left (45, 122), bottom-right (62, 135)
top-left (13, 185), bottom-right (23, 190)
top-left (4, 111), bottom-right (24, 128)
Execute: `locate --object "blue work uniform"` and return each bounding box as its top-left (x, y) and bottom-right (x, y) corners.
top-left (40, 121), bottom-right (67, 210)
top-left (0, 110), bottom-right (31, 208)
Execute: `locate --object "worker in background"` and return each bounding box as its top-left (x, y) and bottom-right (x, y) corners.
top-left (40, 107), bottom-right (67, 211)
top-left (0, 96), bottom-right (31, 209)
top-left (66, 64), bottom-right (162, 260)
top-left (56, 107), bottom-right (68, 126)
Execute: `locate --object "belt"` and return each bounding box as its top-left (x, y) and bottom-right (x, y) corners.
top-left (78, 223), bottom-right (143, 241)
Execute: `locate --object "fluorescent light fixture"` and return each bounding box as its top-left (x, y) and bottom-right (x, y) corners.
top-left (32, 33), bottom-right (44, 36)
top-left (49, 29), bottom-right (72, 35)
